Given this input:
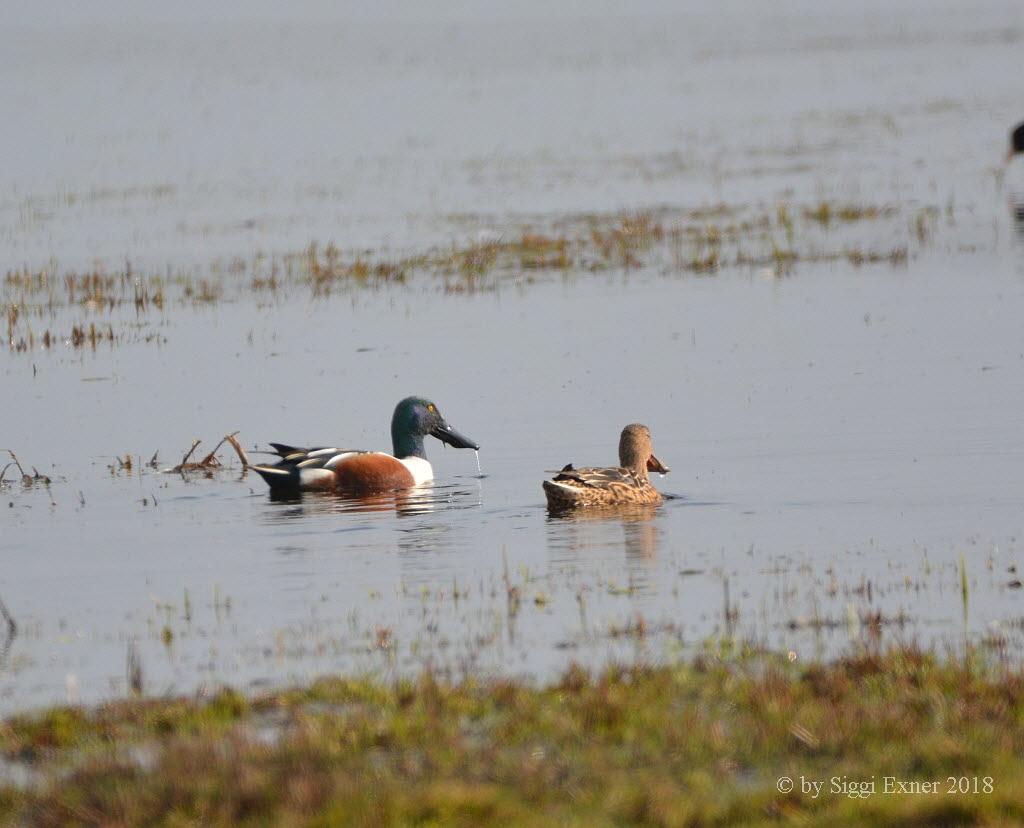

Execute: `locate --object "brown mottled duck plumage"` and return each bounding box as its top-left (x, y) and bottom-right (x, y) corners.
top-left (542, 424), bottom-right (669, 510)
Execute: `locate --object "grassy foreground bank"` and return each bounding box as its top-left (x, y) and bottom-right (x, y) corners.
top-left (2, 646), bottom-right (1023, 825)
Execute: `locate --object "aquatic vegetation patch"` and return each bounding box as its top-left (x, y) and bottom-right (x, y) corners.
top-left (3, 199), bottom-right (924, 353)
top-left (2, 646), bottom-right (1024, 823)
top-left (802, 202), bottom-right (897, 226)
top-left (303, 242), bottom-right (414, 297)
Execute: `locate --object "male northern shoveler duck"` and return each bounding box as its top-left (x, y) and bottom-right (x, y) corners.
top-left (250, 396), bottom-right (479, 495)
top-left (542, 423), bottom-right (669, 509)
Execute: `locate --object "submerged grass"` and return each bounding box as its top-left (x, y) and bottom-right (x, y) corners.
top-left (2, 645), bottom-right (1024, 825)
top-left (3, 199), bottom-right (920, 353)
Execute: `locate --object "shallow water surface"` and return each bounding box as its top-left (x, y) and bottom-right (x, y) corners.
top-left (3, 0), bottom-right (1024, 713)
top-left (4, 254), bottom-right (1024, 713)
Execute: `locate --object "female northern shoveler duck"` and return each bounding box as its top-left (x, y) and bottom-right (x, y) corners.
top-left (542, 423), bottom-right (669, 510)
top-left (250, 396), bottom-right (479, 495)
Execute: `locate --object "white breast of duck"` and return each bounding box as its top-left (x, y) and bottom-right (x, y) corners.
top-left (398, 455), bottom-right (434, 485)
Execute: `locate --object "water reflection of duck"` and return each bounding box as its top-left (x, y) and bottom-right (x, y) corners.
top-left (546, 501), bottom-right (664, 560)
top-left (1012, 198), bottom-right (1024, 235)
top-left (543, 424), bottom-right (669, 509)
top-left (251, 396), bottom-right (479, 496)
top-left (1005, 122), bottom-right (1024, 164)
top-left (1004, 122), bottom-right (1024, 232)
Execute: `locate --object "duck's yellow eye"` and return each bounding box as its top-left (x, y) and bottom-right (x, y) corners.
top-left (428, 405), bottom-right (435, 412)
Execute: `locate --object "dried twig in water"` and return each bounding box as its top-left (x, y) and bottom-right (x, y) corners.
top-left (167, 433), bottom-right (247, 473)
top-left (126, 638), bottom-right (143, 695)
top-left (224, 432), bottom-right (249, 466)
top-left (1, 451), bottom-right (50, 486)
top-left (179, 440), bottom-right (201, 467)
top-left (1, 450), bottom-right (28, 484)
top-left (167, 440), bottom-right (209, 473)
top-left (0, 595), bottom-right (17, 637)
top-left (198, 438), bottom-right (228, 468)
top-left (198, 433), bottom-right (246, 467)
top-left (2, 451), bottom-right (27, 478)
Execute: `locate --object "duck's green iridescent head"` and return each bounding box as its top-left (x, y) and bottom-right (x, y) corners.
top-left (390, 396), bottom-right (479, 459)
